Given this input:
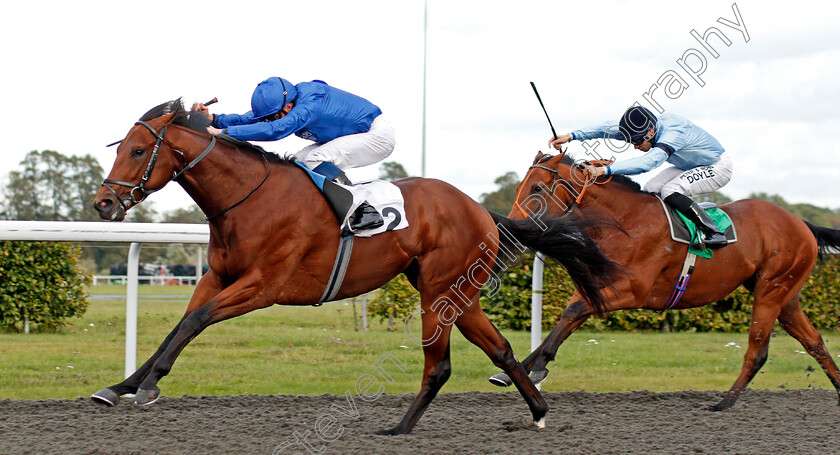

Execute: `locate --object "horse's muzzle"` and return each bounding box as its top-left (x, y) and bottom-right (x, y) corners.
top-left (93, 193), bottom-right (127, 221)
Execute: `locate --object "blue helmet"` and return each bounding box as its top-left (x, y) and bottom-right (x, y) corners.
top-left (619, 106), bottom-right (657, 144)
top-left (250, 77), bottom-right (297, 120)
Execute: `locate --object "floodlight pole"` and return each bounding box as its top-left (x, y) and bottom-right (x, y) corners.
top-left (421, 0), bottom-right (428, 177)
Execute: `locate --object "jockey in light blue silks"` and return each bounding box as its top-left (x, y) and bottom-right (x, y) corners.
top-left (550, 105), bottom-right (732, 247)
top-left (194, 77), bottom-right (395, 232)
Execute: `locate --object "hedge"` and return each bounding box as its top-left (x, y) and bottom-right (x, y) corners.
top-left (373, 251), bottom-right (840, 333)
top-left (0, 241), bottom-right (90, 332)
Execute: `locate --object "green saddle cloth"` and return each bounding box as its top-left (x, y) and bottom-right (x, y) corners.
top-left (674, 208), bottom-right (733, 259)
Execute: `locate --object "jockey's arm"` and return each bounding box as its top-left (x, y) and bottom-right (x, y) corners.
top-left (606, 147), bottom-right (669, 176)
top-left (219, 107), bottom-right (315, 142)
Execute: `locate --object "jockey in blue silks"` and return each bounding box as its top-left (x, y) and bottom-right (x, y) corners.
top-left (550, 105), bottom-right (732, 247)
top-left (194, 77), bottom-right (395, 232)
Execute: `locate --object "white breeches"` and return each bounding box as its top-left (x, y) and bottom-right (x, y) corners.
top-left (643, 153), bottom-right (733, 199)
top-left (295, 115), bottom-right (396, 171)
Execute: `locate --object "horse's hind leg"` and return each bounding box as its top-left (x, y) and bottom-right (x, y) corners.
top-left (711, 286), bottom-right (789, 411)
top-left (457, 295), bottom-right (548, 428)
top-left (377, 312), bottom-right (453, 435)
top-left (778, 294), bottom-right (840, 404)
top-left (91, 271), bottom-right (225, 406)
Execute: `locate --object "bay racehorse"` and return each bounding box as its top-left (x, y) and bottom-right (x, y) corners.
top-left (491, 151), bottom-right (840, 411)
top-left (90, 100), bottom-right (619, 434)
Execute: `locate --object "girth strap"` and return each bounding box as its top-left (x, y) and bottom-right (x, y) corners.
top-left (316, 232), bottom-right (355, 305)
top-left (663, 250), bottom-right (697, 310)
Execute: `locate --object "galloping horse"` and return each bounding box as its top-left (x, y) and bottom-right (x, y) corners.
top-left (90, 100), bottom-right (619, 434)
top-left (492, 151), bottom-right (840, 411)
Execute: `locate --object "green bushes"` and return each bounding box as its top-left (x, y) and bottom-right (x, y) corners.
top-left (480, 252), bottom-right (840, 333)
top-left (368, 273), bottom-right (419, 326)
top-left (373, 251), bottom-right (840, 333)
top-left (0, 241), bottom-right (90, 332)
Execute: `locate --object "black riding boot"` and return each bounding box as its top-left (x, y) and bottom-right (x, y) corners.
top-left (349, 202), bottom-right (384, 232)
top-left (663, 193), bottom-right (728, 248)
top-left (332, 172), bottom-right (384, 232)
top-left (334, 172), bottom-right (352, 186)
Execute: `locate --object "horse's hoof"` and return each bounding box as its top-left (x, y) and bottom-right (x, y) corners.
top-left (534, 417), bottom-right (546, 429)
top-left (488, 372), bottom-right (513, 387)
top-left (374, 426), bottom-right (405, 436)
top-left (133, 387), bottom-right (160, 406)
top-left (529, 369), bottom-right (549, 385)
top-left (707, 401), bottom-right (731, 412)
top-left (91, 388), bottom-right (120, 407)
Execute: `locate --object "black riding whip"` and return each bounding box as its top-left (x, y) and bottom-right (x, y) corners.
top-left (530, 82), bottom-right (557, 140)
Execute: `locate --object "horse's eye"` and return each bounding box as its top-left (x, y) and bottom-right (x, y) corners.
top-left (132, 149), bottom-right (144, 157)
top-left (533, 185), bottom-right (543, 193)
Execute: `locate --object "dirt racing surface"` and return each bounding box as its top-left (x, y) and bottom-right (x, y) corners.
top-left (1, 389), bottom-right (838, 454)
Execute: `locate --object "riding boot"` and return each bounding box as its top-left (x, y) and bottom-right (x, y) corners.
top-left (349, 201), bottom-right (384, 232)
top-left (333, 172), bottom-right (352, 186)
top-left (663, 193), bottom-right (728, 248)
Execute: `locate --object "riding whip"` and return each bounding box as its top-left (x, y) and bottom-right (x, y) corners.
top-left (530, 82), bottom-right (557, 140)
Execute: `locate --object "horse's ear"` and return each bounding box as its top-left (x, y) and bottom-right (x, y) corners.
top-left (532, 151), bottom-right (545, 164)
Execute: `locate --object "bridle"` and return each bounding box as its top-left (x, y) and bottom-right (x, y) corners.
top-left (101, 120), bottom-right (270, 221)
top-left (514, 152), bottom-right (613, 218)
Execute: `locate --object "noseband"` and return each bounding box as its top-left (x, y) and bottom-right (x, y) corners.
top-left (515, 154), bottom-right (613, 218)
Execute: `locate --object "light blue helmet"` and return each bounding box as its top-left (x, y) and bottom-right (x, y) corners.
top-left (250, 77), bottom-right (297, 120)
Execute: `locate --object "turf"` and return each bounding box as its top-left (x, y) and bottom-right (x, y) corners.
top-left (0, 285), bottom-right (836, 399)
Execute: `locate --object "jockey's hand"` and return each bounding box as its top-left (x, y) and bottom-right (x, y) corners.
top-left (582, 163), bottom-right (606, 181)
top-left (206, 126), bottom-right (224, 136)
top-left (191, 102), bottom-right (213, 122)
top-left (548, 134), bottom-right (572, 150)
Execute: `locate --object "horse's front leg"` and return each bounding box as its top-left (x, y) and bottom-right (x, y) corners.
top-left (131, 270), bottom-right (271, 405)
top-left (489, 285), bottom-right (636, 387)
top-left (91, 270), bottom-right (225, 406)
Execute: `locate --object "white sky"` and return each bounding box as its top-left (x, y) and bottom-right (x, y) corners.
top-left (1, 0), bottom-right (839, 214)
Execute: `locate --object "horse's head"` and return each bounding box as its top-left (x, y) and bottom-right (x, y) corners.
top-left (509, 151), bottom-right (588, 220)
top-left (94, 99), bottom-right (205, 221)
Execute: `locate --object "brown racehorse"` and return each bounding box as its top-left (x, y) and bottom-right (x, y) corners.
top-left (490, 151), bottom-right (840, 411)
top-left (90, 100), bottom-right (619, 435)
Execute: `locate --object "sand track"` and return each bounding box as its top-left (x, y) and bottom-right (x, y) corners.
top-left (1, 389), bottom-right (838, 454)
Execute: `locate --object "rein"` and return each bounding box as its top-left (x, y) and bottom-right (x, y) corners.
top-left (515, 153), bottom-right (613, 218)
top-left (101, 121), bottom-right (270, 221)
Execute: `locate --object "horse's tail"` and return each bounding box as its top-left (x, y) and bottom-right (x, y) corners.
top-left (489, 211), bottom-right (620, 316)
top-left (804, 220), bottom-right (840, 263)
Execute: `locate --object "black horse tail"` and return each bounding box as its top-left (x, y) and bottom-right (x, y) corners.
top-left (804, 221), bottom-right (840, 263)
top-left (489, 211), bottom-right (620, 316)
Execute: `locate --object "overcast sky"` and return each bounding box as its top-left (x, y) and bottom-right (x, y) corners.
top-left (1, 0), bottom-right (839, 215)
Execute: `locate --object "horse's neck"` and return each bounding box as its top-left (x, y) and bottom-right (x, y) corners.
top-left (580, 184), bottom-right (659, 222)
top-left (171, 129), bottom-right (294, 221)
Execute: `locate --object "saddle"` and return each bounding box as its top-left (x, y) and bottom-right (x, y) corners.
top-left (294, 161), bottom-right (410, 304)
top-left (657, 197), bottom-right (737, 258)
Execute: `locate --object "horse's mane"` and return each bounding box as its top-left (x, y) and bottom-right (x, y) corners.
top-left (139, 99), bottom-right (295, 165)
top-left (559, 153), bottom-right (643, 192)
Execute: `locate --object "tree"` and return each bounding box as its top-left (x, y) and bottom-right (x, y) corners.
top-left (694, 191), bottom-right (732, 205)
top-left (162, 205), bottom-right (206, 224)
top-left (378, 161), bottom-right (410, 181)
top-left (748, 192), bottom-right (840, 228)
top-left (480, 171), bottom-right (519, 214)
top-left (1, 150), bottom-right (103, 221)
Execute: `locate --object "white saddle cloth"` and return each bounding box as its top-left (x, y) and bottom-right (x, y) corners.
top-left (340, 180), bottom-right (409, 237)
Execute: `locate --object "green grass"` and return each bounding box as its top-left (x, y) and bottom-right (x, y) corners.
top-left (0, 284), bottom-right (837, 399)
